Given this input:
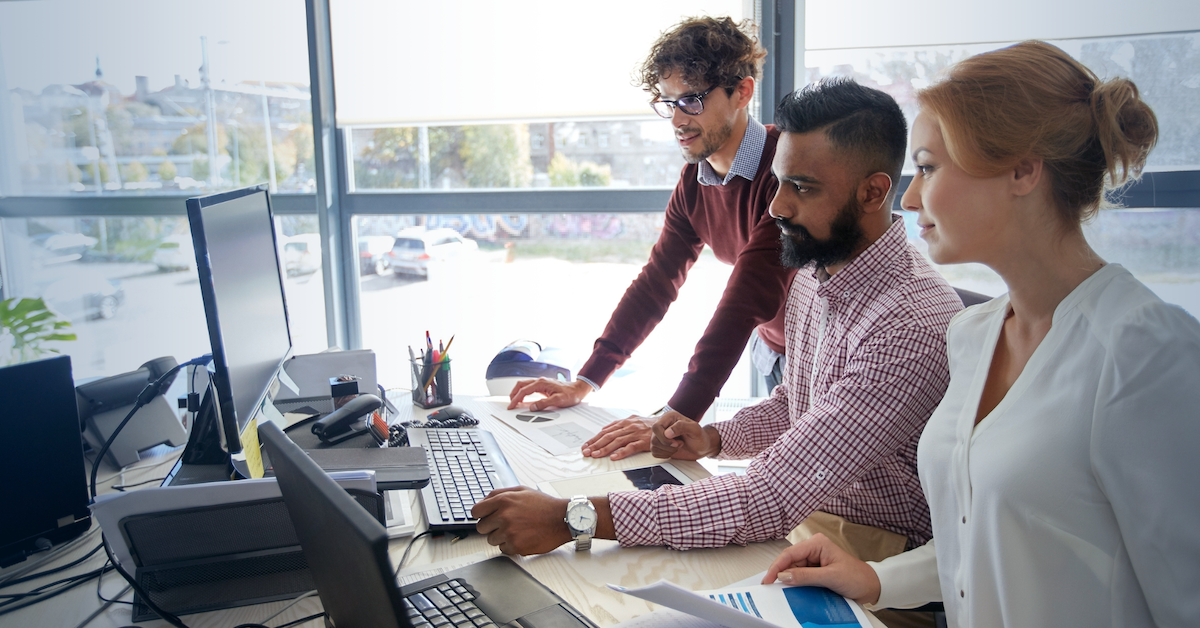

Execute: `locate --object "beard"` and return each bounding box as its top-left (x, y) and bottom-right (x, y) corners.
top-left (678, 119), bottom-right (734, 165)
top-left (777, 193), bottom-right (867, 270)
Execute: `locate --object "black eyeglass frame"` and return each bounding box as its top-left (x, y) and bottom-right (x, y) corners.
top-left (650, 85), bottom-right (722, 118)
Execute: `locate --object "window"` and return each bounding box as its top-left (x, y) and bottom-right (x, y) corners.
top-left (0, 0), bottom-right (324, 378)
top-left (0, 215), bottom-right (326, 379)
top-left (354, 214), bottom-right (751, 409)
top-left (348, 120), bottom-right (682, 190)
top-left (805, 14), bottom-right (1200, 320)
top-left (0, 0), bottom-right (315, 198)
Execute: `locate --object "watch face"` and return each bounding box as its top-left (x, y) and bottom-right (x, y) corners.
top-left (567, 503), bottom-right (597, 531)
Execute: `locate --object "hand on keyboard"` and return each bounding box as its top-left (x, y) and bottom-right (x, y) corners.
top-left (471, 486), bottom-right (573, 556)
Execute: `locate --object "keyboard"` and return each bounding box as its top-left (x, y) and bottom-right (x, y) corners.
top-left (405, 428), bottom-right (519, 530)
top-left (403, 578), bottom-right (498, 628)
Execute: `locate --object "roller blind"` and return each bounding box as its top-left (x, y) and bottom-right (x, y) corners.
top-left (330, 0), bottom-right (749, 126)
top-left (806, 0), bottom-right (1200, 50)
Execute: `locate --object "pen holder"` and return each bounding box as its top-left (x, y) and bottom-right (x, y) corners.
top-left (411, 357), bottom-right (452, 409)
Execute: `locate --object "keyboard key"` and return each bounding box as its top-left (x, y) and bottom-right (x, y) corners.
top-left (410, 593), bottom-right (436, 613)
top-left (425, 588), bottom-right (453, 609)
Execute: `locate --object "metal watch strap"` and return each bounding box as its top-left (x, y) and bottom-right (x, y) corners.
top-left (566, 495), bottom-right (595, 551)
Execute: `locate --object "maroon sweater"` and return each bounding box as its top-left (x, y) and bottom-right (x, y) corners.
top-left (578, 126), bottom-right (795, 419)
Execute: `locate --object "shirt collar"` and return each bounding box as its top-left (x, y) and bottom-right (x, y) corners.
top-left (814, 215), bottom-right (910, 303)
top-left (697, 117), bottom-right (766, 186)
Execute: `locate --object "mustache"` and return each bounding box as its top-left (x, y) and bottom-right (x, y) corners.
top-left (676, 126), bottom-right (701, 138)
top-left (774, 217), bottom-right (809, 238)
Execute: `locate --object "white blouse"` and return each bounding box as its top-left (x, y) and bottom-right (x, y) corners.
top-left (870, 264), bottom-right (1200, 627)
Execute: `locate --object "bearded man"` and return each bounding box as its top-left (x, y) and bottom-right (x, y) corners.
top-left (475, 78), bottom-right (965, 592)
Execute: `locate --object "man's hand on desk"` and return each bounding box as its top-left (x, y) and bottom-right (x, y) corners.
top-left (581, 415), bottom-right (658, 460)
top-left (472, 486), bottom-right (614, 555)
top-left (507, 378), bottom-right (593, 411)
top-left (582, 410), bottom-right (721, 461)
top-left (650, 411), bottom-right (721, 460)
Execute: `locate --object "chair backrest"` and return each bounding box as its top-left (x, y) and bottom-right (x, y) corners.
top-left (954, 287), bottom-right (991, 308)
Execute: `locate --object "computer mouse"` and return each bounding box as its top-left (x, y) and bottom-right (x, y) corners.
top-left (427, 405), bottom-right (471, 422)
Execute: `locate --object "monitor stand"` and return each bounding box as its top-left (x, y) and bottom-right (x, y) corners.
top-left (165, 384), bottom-right (232, 486)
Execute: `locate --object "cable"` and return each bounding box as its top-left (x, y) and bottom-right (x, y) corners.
top-left (0, 564), bottom-right (114, 616)
top-left (274, 612), bottom-right (326, 624)
top-left (88, 354), bottom-right (211, 501)
top-left (95, 558), bottom-right (133, 605)
top-left (0, 525), bottom-right (101, 587)
top-left (73, 580), bottom-right (130, 628)
top-left (111, 477), bottom-right (167, 492)
top-left (0, 541), bottom-right (104, 589)
top-left (394, 530), bottom-right (433, 578)
top-left (92, 449), bottom-right (184, 487)
top-left (256, 589), bottom-right (317, 626)
top-left (100, 534), bottom-right (189, 628)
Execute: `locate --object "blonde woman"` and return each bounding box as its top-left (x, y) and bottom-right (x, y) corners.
top-left (761, 41), bottom-right (1200, 627)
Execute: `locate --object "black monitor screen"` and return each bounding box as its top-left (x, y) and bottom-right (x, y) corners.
top-left (0, 355), bottom-right (91, 564)
top-left (188, 185), bottom-right (292, 460)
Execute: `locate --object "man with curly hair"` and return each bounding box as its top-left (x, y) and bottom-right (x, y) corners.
top-left (476, 78), bottom-right (961, 616)
top-left (509, 15), bottom-right (796, 457)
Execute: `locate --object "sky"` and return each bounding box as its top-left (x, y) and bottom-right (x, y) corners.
top-left (0, 0), bottom-right (311, 95)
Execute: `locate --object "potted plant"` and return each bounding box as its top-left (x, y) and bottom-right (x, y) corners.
top-left (0, 297), bottom-right (77, 366)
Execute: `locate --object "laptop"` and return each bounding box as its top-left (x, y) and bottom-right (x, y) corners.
top-left (259, 421), bottom-right (597, 628)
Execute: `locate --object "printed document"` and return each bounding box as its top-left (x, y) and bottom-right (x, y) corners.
top-left (609, 578), bottom-right (870, 628)
top-left (483, 398), bottom-right (632, 456)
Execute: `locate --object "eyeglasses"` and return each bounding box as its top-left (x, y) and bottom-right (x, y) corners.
top-left (651, 85), bottom-right (720, 118)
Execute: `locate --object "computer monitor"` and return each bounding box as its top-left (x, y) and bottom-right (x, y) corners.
top-left (187, 184), bottom-right (293, 475)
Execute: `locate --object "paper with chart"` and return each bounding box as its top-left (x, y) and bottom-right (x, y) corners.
top-left (608, 579), bottom-right (870, 628)
top-left (483, 399), bottom-right (632, 455)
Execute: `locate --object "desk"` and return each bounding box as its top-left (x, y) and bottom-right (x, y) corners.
top-left (1, 395), bottom-right (884, 628)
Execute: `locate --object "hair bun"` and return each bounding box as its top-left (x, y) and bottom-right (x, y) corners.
top-left (1089, 77), bottom-right (1158, 186)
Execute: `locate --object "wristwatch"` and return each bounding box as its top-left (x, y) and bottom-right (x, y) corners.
top-left (564, 495), bottom-right (598, 551)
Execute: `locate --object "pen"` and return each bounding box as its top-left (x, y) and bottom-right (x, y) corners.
top-left (422, 335), bottom-right (455, 391)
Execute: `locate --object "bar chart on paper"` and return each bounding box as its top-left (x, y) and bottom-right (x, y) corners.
top-left (706, 586), bottom-right (864, 628)
top-left (610, 578), bottom-right (870, 628)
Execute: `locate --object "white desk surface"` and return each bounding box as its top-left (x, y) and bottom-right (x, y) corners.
top-left (1, 395), bottom-right (883, 628)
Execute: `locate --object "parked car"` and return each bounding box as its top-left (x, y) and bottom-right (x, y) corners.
top-left (358, 235), bottom-right (395, 276)
top-left (41, 270), bottom-right (126, 320)
top-left (153, 234), bottom-right (196, 272)
top-left (386, 228), bottom-right (478, 278)
top-left (283, 234), bottom-right (322, 276)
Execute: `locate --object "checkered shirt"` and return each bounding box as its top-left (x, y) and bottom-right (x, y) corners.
top-left (610, 217), bottom-right (962, 550)
top-left (697, 117), bottom-right (767, 186)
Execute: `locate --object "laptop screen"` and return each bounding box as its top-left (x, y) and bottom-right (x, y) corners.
top-left (0, 355), bottom-right (90, 564)
top-left (258, 421), bottom-right (410, 628)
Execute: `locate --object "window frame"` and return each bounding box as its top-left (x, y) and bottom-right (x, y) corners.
top-left (2, 0), bottom-right (1198, 355)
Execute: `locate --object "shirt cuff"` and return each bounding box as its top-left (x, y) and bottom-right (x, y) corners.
top-left (575, 375), bottom-right (599, 392)
top-left (712, 419), bottom-right (748, 460)
top-left (865, 540), bottom-right (941, 611)
top-left (608, 490), bottom-right (662, 547)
